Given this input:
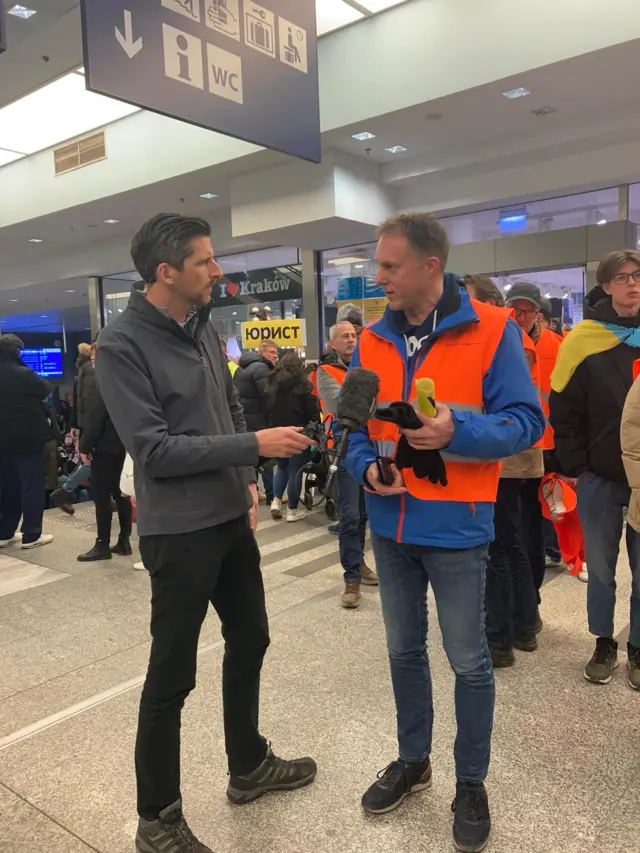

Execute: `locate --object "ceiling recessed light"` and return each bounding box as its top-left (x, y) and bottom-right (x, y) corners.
top-left (65, 289), bottom-right (75, 293)
top-left (200, 192), bottom-right (218, 200)
top-left (9, 299), bottom-right (18, 303)
top-left (503, 87), bottom-right (530, 100)
top-left (597, 218), bottom-right (608, 226)
top-left (352, 132), bottom-right (376, 141)
top-left (41, 315), bottom-right (48, 318)
top-left (385, 145), bottom-right (408, 154)
top-left (104, 218), bottom-right (119, 224)
top-left (544, 292), bottom-right (552, 298)
top-left (29, 238), bottom-right (43, 243)
top-left (531, 106), bottom-right (557, 117)
top-left (504, 284), bottom-right (512, 292)
top-left (354, 264), bottom-right (364, 269)
top-left (8, 5), bottom-right (37, 19)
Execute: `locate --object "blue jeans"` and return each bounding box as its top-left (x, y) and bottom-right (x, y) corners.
top-left (372, 533), bottom-right (494, 782)
top-left (258, 465), bottom-right (274, 504)
top-left (337, 465), bottom-right (367, 582)
top-left (577, 472), bottom-right (640, 647)
top-left (63, 462), bottom-right (91, 493)
top-left (0, 451), bottom-right (46, 544)
top-left (274, 451), bottom-right (310, 511)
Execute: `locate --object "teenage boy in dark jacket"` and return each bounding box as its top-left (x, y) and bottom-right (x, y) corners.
top-left (550, 250), bottom-right (640, 689)
top-left (0, 334), bottom-right (54, 550)
top-left (96, 213), bottom-right (317, 853)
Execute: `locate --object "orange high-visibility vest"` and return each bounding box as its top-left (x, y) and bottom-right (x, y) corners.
top-left (535, 327), bottom-right (562, 451)
top-left (359, 300), bottom-right (509, 503)
top-left (317, 363), bottom-right (346, 418)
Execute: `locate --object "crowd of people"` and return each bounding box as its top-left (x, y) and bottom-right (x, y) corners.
top-left (1, 209), bottom-right (640, 853)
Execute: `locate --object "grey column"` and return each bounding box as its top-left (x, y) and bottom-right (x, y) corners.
top-left (618, 184), bottom-right (630, 221)
top-left (87, 276), bottom-right (104, 339)
top-left (301, 249), bottom-right (323, 360)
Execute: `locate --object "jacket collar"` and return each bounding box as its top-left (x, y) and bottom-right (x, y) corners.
top-left (126, 287), bottom-right (213, 341)
top-left (366, 274), bottom-right (477, 355)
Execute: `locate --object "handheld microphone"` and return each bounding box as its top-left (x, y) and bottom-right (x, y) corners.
top-left (326, 368), bottom-right (379, 494)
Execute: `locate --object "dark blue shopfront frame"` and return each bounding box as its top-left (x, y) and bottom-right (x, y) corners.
top-left (80, 0), bottom-right (321, 163)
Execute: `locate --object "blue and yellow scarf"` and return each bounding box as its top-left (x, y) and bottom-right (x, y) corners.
top-left (551, 319), bottom-right (640, 392)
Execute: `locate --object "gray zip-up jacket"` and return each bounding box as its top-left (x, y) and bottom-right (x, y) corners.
top-left (96, 290), bottom-right (258, 536)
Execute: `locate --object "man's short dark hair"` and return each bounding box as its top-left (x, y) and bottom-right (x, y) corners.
top-left (0, 334), bottom-right (24, 361)
top-left (131, 213), bottom-right (212, 284)
top-left (596, 250), bottom-right (640, 286)
top-left (463, 274), bottom-right (505, 308)
top-left (377, 213), bottom-right (450, 268)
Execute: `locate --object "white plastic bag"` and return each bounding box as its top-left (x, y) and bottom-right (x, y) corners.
top-left (120, 454), bottom-right (135, 498)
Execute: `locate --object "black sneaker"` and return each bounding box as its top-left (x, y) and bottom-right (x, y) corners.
top-left (135, 800), bottom-right (212, 852)
top-left (452, 781), bottom-right (491, 853)
top-left (77, 540), bottom-right (112, 562)
top-left (584, 637), bottom-right (619, 684)
top-left (513, 632), bottom-right (538, 652)
top-left (489, 647), bottom-right (515, 668)
top-left (361, 758), bottom-right (432, 815)
top-left (627, 642), bottom-right (640, 691)
top-left (226, 746), bottom-right (317, 805)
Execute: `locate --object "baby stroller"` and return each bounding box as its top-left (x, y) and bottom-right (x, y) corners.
top-left (298, 415), bottom-right (340, 519)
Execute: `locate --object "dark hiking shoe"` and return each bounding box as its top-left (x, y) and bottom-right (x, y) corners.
top-left (627, 643), bottom-right (640, 690)
top-left (51, 487), bottom-right (74, 509)
top-left (135, 800), bottom-right (212, 852)
top-left (513, 632), bottom-right (538, 652)
top-left (226, 746), bottom-right (317, 805)
top-left (584, 637), bottom-right (619, 684)
top-left (490, 647), bottom-right (515, 668)
top-left (361, 758), bottom-right (432, 815)
top-left (77, 540), bottom-right (112, 562)
top-left (452, 781), bottom-right (491, 853)
top-left (111, 535), bottom-right (132, 556)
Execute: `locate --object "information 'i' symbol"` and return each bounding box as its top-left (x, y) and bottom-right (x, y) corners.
top-left (176, 33), bottom-right (192, 80)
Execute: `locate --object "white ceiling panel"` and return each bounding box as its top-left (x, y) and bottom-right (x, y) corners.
top-left (358, 0), bottom-right (410, 11)
top-left (316, 0), bottom-right (364, 35)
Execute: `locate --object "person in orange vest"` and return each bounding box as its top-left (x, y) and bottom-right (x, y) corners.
top-left (464, 276), bottom-right (544, 667)
top-left (317, 321), bottom-right (378, 607)
top-left (505, 284), bottom-right (563, 601)
top-left (345, 214), bottom-right (544, 851)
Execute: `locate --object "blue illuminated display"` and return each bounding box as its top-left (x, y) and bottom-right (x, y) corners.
top-left (21, 348), bottom-right (64, 378)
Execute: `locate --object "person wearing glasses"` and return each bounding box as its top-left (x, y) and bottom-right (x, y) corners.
top-left (550, 251), bottom-right (640, 689)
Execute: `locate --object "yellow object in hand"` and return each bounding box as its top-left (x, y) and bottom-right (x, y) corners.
top-left (416, 378), bottom-right (437, 418)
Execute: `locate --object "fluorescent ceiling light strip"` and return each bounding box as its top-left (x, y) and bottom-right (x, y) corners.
top-left (316, 0), bottom-right (364, 34)
top-left (0, 72), bottom-right (140, 157)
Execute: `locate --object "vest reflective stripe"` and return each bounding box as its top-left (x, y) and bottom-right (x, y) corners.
top-left (535, 328), bottom-right (562, 451)
top-left (441, 451), bottom-right (499, 464)
top-left (360, 300), bottom-right (509, 503)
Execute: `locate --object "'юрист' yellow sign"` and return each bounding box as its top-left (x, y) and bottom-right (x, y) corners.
top-left (241, 319), bottom-right (307, 349)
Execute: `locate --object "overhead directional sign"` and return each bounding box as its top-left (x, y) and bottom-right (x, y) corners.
top-left (80, 0), bottom-right (320, 163)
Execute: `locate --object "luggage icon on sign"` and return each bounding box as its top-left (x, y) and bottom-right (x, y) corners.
top-left (244, 1), bottom-right (275, 58)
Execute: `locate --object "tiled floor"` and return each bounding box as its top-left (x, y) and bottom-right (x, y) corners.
top-left (0, 504), bottom-right (638, 853)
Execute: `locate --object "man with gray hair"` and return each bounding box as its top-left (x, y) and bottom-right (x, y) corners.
top-left (317, 321), bottom-right (378, 608)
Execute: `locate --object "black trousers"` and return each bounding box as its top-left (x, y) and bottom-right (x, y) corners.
top-left (90, 450), bottom-right (132, 544)
top-left (486, 479), bottom-right (538, 650)
top-left (0, 450), bottom-right (45, 544)
top-left (136, 516), bottom-right (270, 819)
top-left (521, 477), bottom-right (546, 598)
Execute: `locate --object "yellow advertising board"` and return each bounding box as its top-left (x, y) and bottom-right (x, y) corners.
top-left (241, 319), bottom-right (307, 350)
top-left (336, 298), bottom-right (388, 325)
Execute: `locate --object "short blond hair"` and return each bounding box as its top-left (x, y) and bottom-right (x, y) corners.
top-left (78, 342), bottom-right (92, 356)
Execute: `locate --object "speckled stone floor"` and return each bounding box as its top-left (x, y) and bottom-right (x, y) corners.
top-left (0, 504), bottom-right (638, 853)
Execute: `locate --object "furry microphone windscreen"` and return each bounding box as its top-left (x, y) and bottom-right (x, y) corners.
top-left (336, 368), bottom-right (380, 430)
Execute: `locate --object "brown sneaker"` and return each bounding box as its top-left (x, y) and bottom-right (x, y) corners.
top-left (360, 561), bottom-right (378, 586)
top-left (341, 581), bottom-right (361, 609)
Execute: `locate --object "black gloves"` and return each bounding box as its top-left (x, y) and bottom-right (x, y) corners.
top-left (376, 402), bottom-right (448, 487)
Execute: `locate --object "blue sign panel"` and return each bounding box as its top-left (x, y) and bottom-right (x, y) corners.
top-left (80, 0), bottom-right (320, 163)
top-left (22, 349), bottom-right (64, 379)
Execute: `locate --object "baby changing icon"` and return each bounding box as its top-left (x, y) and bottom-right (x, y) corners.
top-left (278, 17), bottom-right (307, 74)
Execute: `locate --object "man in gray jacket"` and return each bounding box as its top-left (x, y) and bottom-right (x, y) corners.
top-left (97, 213), bottom-right (316, 853)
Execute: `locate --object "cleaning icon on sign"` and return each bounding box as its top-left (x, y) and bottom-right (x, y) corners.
top-left (244, 1), bottom-right (275, 58)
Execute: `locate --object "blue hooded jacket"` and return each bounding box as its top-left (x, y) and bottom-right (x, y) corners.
top-left (344, 276), bottom-right (545, 549)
